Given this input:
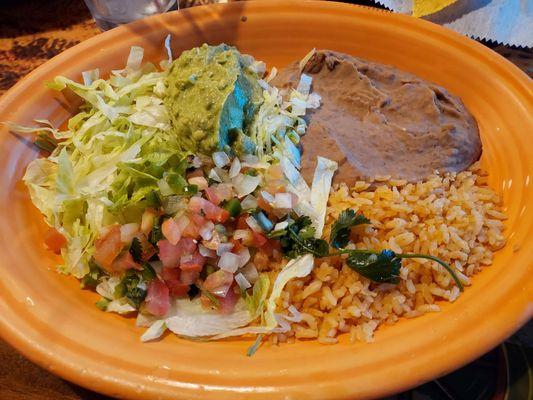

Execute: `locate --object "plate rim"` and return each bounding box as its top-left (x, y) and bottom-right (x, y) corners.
top-left (0, 1), bottom-right (531, 399)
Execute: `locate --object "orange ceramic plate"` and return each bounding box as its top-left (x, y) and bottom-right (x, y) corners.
top-left (0, 2), bottom-right (531, 399)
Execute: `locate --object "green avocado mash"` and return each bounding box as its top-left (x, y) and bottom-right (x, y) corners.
top-left (165, 44), bottom-right (263, 155)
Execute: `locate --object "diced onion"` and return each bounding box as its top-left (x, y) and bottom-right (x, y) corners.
top-left (274, 221), bottom-right (289, 231)
top-left (245, 216), bottom-right (263, 233)
top-left (260, 191), bottom-right (274, 203)
top-left (82, 68), bottom-right (100, 86)
top-left (290, 96), bottom-right (307, 116)
top-left (228, 157), bottom-right (241, 178)
top-left (199, 220), bottom-right (215, 241)
top-left (126, 46), bottom-right (144, 71)
top-left (307, 92), bottom-right (321, 109)
top-left (120, 223), bottom-right (139, 243)
top-left (235, 273), bottom-right (251, 290)
top-left (198, 244), bottom-right (216, 258)
top-left (218, 252), bottom-right (240, 273)
top-left (233, 174), bottom-right (261, 197)
top-left (240, 263), bottom-right (259, 284)
top-left (215, 167), bottom-right (230, 183)
top-left (213, 151), bottom-right (230, 168)
top-left (191, 156), bottom-right (203, 169)
top-left (208, 169), bottom-right (222, 183)
top-left (236, 247), bottom-right (251, 268)
top-left (296, 73), bottom-right (312, 96)
top-left (274, 193), bottom-right (293, 209)
top-left (216, 242), bottom-right (234, 256)
top-left (240, 194), bottom-right (258, 210)
top-left (240, 154), bottom-right (259, 165)
top-left (188, 176), bottom-right (208, 191)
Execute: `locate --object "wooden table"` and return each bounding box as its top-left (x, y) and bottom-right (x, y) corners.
top-left (0, 1), bottom-right (531, 399)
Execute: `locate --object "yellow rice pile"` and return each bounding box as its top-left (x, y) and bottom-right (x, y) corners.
top-left (260, 163), bottom-right (506, 345)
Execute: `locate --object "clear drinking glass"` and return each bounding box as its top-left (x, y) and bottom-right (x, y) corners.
top-left (84, 0), bottom-right (178, 31)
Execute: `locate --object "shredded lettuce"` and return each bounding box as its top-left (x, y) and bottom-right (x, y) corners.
top-left (139, 297), bottom-right (252, 342)
top-left (310, 156), bottom-right (338, 238)
top-left (21, 46), bottom-right (183, 278)
top-left (211, 254), bottom-right (314, 340)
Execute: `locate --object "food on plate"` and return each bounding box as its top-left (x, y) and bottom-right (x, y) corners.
top-left (273, 50), bottom-right (482, 184)
top-left (165, 44), bottom-right (263, 154)
top-left (11, 40), bottom-right (505, 353)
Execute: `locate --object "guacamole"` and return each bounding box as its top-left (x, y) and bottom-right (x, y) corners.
top-left (165, 44), bottom-right (263, 155)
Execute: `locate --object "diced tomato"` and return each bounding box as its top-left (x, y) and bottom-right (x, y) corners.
top-left (175, 214), bottom-right (190, 232)
top-left (167, 280), bottom-right (190, 297)
top-left (94, 225), bottom-right (123, 272)
top-left (189, 213), bottom-right (207, 227)
top-left (145, 280), bottom-right (170, 316)
top-left (109, 251), bottom-right (141, 273)
top-left (205, 187), bottom-right (221, 205)
top-left (216, 184), bottom-right (233, 202)
top-left (203, 269), bottom-right (233, 297)
top-left (266, 164), bottom-right (283, 180)
top-left (157, 240), bottom-right (179, 268)
top-left (44, 228), bottom-right (66, 254)
top-left (162, 217), bottom-right (181, 245)
top-left (136, 234), bottom-right (156, 261)
top-left (230, 238), bottom-right (244, 253)
top-left (236, 214), bottom-right (249, 230)
top-left (257, 195), bottom-right (274, 214)
top-left (233, 229), bottom-right (254, 247)
top-left (180, 269), bottom-right (200, 285)
top-left (251, 231), bottom-right (268, 247)
top-left (161, 267), bottom-right (189, 297)
top-left (157, 238), bottom-right (197, 268)
top-left (188, 197), bottom-right (229, 223)
top-left (259, 238), bottom-right (281, 258)
top-left (178, 237), bottom-right (197, 254)
top-left (180, 252), bottom-right (205, 272)
top-left (162, 266), bottom-right (180, 282)
top-left (181, 213), bottom-right (206, 240)
top-left (205, 184), bottom-right (233, 205)
top-left (265, 179), bottom-right (286, 194)
top-left (218, 284), bottom-right (239, 314)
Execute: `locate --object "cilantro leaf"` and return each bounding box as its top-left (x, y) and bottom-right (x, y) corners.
top-left (330, 209), bottom-right (370, 249)
top-left (346, 249), bottom-right (401, 284)
top-left (145, 190), bottom-right (162, 208)
top-left (149, 216), bottom-right (164, 245)
top-left (129, 237), bottom-right (143, 263)
top-left (81, 259), bottom-right (105, 288)
top-left (141, 262), bottom-right (157, 281)
top-left (277, 216), bottom-right (329, 258)
top-left (114, 271), bottom-right (147, 309)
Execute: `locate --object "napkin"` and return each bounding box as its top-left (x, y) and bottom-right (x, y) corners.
top-left (373, 0), bottom-right (533, 47)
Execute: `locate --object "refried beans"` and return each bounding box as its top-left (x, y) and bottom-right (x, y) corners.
top-left (272, 50), bottom-right (482, 184)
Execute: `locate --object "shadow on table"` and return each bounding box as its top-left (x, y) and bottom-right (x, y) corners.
top-left (0, 0), bottom-right (91, 38)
